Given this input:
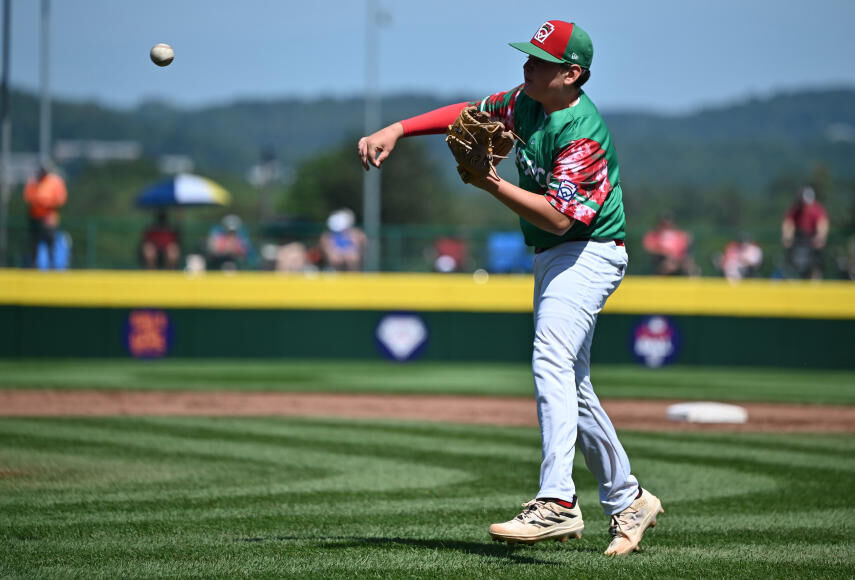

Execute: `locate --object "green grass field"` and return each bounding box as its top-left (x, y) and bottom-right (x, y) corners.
top-left (1, 360), bottom-right (854, 578)
top-left (1, 359), bottom-right (855, 404)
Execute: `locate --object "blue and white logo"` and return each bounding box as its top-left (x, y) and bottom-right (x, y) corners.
top-left (375, 312), bottom-right (429, 362)
top-left (556, 180), bottom-right (577, 202)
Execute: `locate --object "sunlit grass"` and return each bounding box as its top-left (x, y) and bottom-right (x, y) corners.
top-left (1, 417), bottom-right (853, 578)
top-left (0, 359), bottom-right (853, 404)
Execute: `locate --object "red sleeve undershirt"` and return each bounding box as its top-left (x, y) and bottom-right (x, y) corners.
top-left (399, 102), bottom-right (469, 136)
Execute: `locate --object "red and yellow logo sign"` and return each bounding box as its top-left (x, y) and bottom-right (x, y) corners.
top-left (125, 309), bottom-right (172, 358)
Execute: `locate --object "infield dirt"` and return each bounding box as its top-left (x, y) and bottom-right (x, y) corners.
top-left (0, 390), bottom-right (852, 432)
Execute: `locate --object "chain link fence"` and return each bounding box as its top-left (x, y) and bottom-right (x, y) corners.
top-left (4, 215), bottom-right (854, 280)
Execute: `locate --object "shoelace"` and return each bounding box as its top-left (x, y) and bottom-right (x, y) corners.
top-left (608, 506), bottom-right (639, 539)
top-left (516, 499), bottom-right (560, 524)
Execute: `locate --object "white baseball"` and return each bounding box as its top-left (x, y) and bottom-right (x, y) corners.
top-left (150, 43), bottom-right (174, 67)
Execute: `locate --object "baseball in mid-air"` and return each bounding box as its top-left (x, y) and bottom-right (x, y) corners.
top-left (150, 43), bottom-right (174, 67)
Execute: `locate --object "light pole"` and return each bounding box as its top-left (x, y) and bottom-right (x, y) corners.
top-left (39, 0), bottom-right (51, 165)
top-left (361, 0), bottom-right (384, 271)
top-left (0, 0), bottom-right (11, 267)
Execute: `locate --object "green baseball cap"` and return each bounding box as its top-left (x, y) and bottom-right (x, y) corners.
top-left (509, 20), bottom-right (593, 69)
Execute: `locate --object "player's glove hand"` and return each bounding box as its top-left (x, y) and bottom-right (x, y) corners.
top-left (445, 106), bottom-right (517, 184)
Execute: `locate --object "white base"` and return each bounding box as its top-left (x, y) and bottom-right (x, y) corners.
top-left (666, 401), bottom-right (748, 424)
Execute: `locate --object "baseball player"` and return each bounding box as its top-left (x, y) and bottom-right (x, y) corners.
top-left (358, 20), bottom-right (663, 555)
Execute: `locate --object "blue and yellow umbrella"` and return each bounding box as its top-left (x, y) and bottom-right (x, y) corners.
top-left (135, 174), bottom-right (231, 207)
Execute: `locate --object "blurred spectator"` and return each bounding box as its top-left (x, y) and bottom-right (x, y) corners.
top-left (432, 237), bottom-right (467, 272)
top-left (716, 235), bottom-right (763, 281)
top-left (140, 210), bottom-right (181, 269)
top-left (320, 208), bottom-right (366, 271)
top-left (23, 165), bottom-right (68, 269)
top-left (260, 239), bottom-right (319, 273)
top-left (206, 214), bottom-right (255, 271)
top-left (275, 242), bottom-right (310, 272)
top-left (781, 186), bottom-right (829, 279)
top-left (642, 213), bottom-right (699, 276)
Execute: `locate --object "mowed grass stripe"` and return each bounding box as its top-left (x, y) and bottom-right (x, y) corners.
top-left (5, 517), bottom-right (852, 567)
top-left (1, 360), bottom-right (854, 404)
top-left (622, 431), bottom-right (855, 474)
top-left (1, 463), bottom-right (468, 516)
top-left (0, 417), bottom-right (521, 515)
top-left (1, 419), bottom-right (846, 511)
top-left (0, 416), bottom-right (544, 484)
top-left (2, 417), bottom-right (854, 578)
top-left (0, 360), bottom-right (535, 395)
top-left (4, 415), bottom-right (855, 493)
top-left (5, 417), bottom-right (833, 506)
top-left (6, 534), bottom-right (854, 578)
top-left (6, 505), bottom-right (849, 546)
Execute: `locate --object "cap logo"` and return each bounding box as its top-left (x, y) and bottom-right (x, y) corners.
top-left (533, 22), bottom-right (555, 44)
top-left (570, 52), bottom-right (579, 61)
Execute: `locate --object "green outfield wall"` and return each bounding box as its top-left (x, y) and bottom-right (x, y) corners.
top-left (1, 270), bottom-right (854, 368)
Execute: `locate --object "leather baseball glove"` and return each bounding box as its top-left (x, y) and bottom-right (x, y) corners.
top-left (445, 106), bottom-right (517, 184)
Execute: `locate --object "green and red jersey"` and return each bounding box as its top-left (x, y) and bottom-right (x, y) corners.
top-left (475, 86), bottom-right (626, 248)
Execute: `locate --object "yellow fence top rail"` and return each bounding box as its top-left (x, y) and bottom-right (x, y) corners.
top-left (1, 269), bottom-right (854, 319)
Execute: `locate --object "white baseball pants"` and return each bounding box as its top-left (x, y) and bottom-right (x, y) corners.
top-left (531, 239), bottom-right (638, 515)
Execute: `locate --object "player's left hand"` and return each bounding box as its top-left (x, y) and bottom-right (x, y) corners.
top-left (445, 107), bottom-right (517, 184)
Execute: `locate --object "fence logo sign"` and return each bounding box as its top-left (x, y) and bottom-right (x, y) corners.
top-left (125, 309), bottom-right (172, 359)
top-left (631, 315), bottom-right (680, 367)
top-left (375, 313), bottom-right (429, 362)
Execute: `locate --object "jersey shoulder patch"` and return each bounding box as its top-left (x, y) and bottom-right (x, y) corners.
top-left (556, 180), bottom-right (578, 202)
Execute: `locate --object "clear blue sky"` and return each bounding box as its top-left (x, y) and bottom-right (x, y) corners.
top-left (7, 0), bottom-right (855, 114)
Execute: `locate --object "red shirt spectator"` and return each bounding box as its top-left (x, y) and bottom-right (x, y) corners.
top-left (433, 237), bottom-right (466, 272)
top-left (782, 187), bottom-right (828, 247)
top-left (782, 186), bottom-right (829, 279)
top-left (140, 210), bottom-right (181, 269)
top-left (642, 214), bottom-right (699, 276)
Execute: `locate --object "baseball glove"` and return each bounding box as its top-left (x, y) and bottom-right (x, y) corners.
top-left (445, 106), bottom-right (517, 184)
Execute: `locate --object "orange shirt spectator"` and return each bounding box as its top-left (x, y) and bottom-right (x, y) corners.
top-left (23, 167), bottom-right (68, 268)
top-left (24, 168), bottom-right (67, 226)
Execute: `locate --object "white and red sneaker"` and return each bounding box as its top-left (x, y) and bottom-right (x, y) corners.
top-left (489, 498), bottom-right (584, 545)
top-left (604, 489), bottom-right (664, 555)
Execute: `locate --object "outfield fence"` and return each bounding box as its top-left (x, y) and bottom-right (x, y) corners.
top-left (1, 270), bottom-right (853, 368)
